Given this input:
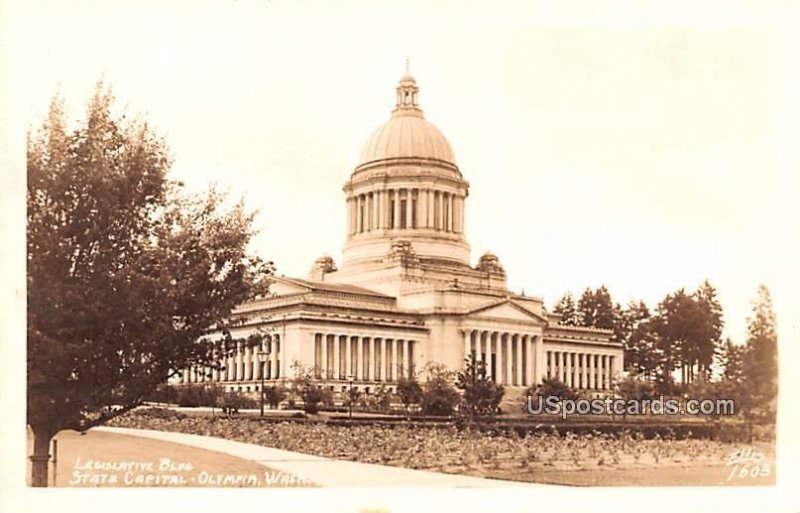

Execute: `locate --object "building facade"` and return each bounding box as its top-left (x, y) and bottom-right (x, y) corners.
top-left (179, 68), bottom-right (624, 396)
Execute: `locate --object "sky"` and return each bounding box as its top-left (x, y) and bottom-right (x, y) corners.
top-left (3, 0), bottom-right (799, 344)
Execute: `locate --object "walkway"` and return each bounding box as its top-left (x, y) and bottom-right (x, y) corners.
top-left (94, 426), bottom-right (539, 487)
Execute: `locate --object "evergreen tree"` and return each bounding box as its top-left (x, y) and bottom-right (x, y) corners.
top-left (743, 285), bottom-right (778, 422)
top-left (455, 354), bottom-right (505, 417)
top-left (653, 289), bottom-right (695, 390)
top-left (691, 280), bottom-right (724, 381)
top-left (553, 292), bottom-right (580, 326)
top-left (577, 286), bottom-right (617, 330)
top-left (620, 300), bottom-right (660, 378)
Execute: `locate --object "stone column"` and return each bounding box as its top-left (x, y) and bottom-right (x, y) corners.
top-left (425, 189), bottom-right (432, 228)
top-left (447, 193), bottom-right (454, 231)
top-left (371, 193), bottom-right (375, 230)
top-left (235, 340), bottom-right (243, 381)
top-left (493, 332), bottom-right (502, 384)
top-left (383, 190), bottom-right (390, 229)
top-left (396, 339), bottom-right (404, 380)
top-left (381, 338), bottom-right (388, 381)
top-left (419, 189), bottom-right (428, 229)
top-left (505, 334), bottom-right (513, 385)
top-left (583, 354), bottom-right (589, 390)
top-left (479, 331), bottom-right (487, 371)
top-left (385, 339), bottom-right (393, 381)
top-left (535, 336), bottom-right (545, 384)
top-left (375, 192), bottom-right (381, 230)
top-left (463, 329), bottom-right (472, 363)
top-left (355, 335), bottom-right (363, 380)
top-left (344, 335), bottom-right (352, 378)
top-left (408, 340), bottom-right (415, 378)
top-left (602, 355), bottom-right (609, 390)
top-left (321, 334), bottom-right (329, 380)
top-left (440, 192), bottom-right (447, 231)
top-left (248, 343), bottom-right (257, 381)
top-left (556, 352), bottom-right (561, 383)
top-left (224, 349), bottom-right (231, 381)
top-left (391, 190), bottom-right (400, 229)
top-left (332, 334), bottom-right (340, 381)
top-left (455, 195), bottom-right (463, 233)
top-left (515, 335), bottom-right (523, 386)
top-left (269, 339), bottom-right (277, 380)
top-left (367, 338), bottom-right (375, 381)
top-left (350, 336), bottom-right (358, 380)
top-left (524, 335), bottom-right (532, 386)
top-left (587, 353), bottom-right (595, 390)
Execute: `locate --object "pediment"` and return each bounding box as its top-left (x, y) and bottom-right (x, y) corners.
top-left (269, 278), bottom-right (313, 296)
top-left (468, 300), bottom-right (547, 324)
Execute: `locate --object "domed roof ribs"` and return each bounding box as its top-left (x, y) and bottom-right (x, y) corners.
top-left (356, 65), bottom-right (457, 168)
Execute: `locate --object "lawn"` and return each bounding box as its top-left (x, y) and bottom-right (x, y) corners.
top-left (26, 428), bottom-right (314, 487)
top-left (108, 409), bottom-right (776, 487)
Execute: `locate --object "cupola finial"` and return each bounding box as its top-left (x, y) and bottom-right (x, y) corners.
top-left (393, 59), bottom-right (422, 116)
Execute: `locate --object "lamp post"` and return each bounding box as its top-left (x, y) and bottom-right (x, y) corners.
top-left (258, 350), bottom-right (268, 417)
top-left (347, 375), bottom-right (354, 419)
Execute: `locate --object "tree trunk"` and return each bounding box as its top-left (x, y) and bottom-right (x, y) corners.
top-left (30, 429), bottom-right (53, 487)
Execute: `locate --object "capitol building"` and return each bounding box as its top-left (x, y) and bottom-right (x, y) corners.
top-left (181, 68), bottom-right (623, 396)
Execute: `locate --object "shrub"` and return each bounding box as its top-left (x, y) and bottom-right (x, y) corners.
top-left (526, 377), bottom-right (579, 401)
top-left (217, 391), bottom-right (257, 414)
top-left (134, 407), bottom-right (186, 420)
top-left (456, 355), bottom-right (505, 418)
top-left (303, 386), bottom-right (332, 414)
top-left (396, 378), bottom-right (423, 413)
top-left (174, 384), bottom-right (222, 407)
top-left (263, 386), bottom-right (288, 410)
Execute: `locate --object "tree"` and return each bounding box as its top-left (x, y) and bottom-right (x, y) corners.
top-left (720, 338), bottom-right (746, 384)
top-left (652, 288), bottom-right (694, 390)
top-left (577, 286), bottom-right (618, 330)
top-left (263, 385), bottom-right (287, 410)
top-left (396, 377), bottom-right (423, 414)
top-left (614, 375), bottom-right (655, 421)
top-left (420, 363), bottom-right (460, 416)
top-left (371, 384), bottom-right (393, 413)
top-left (26, 84), bottom-right (272, 486)
top-left (288, 361), bottom-right (331, 414)
top-left (553, 292), bottom-right (580, 326)
top-left (455, 354), bottom-right (505, 417)
top-left (619, 300), bottom-right (658, 377)
top-left (525, 377), bottom-right (579, 401)
top-left (743, 285), bottom-right (778, 423)
top-left (691, 280), bottom-right (724, 381)
top-left (343, 386), bottom-right (361, 414)
top-left (651, 281), bottom-right (725, 389)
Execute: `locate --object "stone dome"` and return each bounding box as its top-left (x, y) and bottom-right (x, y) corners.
top-left (356, 68), bottom-right (455, 168)
top-left (358, 115), bottom-right (455, 167)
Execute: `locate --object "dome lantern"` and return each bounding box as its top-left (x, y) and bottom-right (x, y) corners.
top-left (393, 59), bottom-right (422, 117)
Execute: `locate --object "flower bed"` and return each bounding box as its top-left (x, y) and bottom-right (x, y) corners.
top-left (107, 408), bottom-right (773, 482)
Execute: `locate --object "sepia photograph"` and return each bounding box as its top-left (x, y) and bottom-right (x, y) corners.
top-left (1, 1), bottom-right (798, 512)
